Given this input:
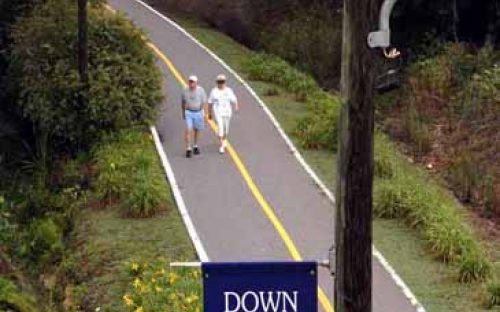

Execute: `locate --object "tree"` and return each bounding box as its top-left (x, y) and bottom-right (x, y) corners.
top-left (77, 0), bottom-right (88, 86)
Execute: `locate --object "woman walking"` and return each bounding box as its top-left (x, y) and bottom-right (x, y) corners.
top-left (208, 74), bottom-right (239, 154)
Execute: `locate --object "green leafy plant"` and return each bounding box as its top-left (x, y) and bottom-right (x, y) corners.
top-left (242, 53), bottom-right (317, 101)
top-left (6, 0), bottom-right (162, 152)
top-left (373, 154), bottom-right (492, 281)
top-left (22, 217), bottom-right (63, 264)
top-left (486, 280), bottom-right (500, 308)
top-left (94, 129), bottom-right (170, 217)
top-left (258, 3), bottom-right (342, 86)
top-left (0, 278), bottom-right (40, 312)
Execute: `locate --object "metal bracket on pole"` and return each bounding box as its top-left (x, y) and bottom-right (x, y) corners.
top-left (328, 244), bottom-right (335, 276)
top-left (367, 0), bottom-right (398, 48)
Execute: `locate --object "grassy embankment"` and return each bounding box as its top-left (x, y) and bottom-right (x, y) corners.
top-left (159, 13), bottom-right (500, 311)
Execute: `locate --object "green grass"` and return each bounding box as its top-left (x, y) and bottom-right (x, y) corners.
top-left (66, 129), bottom-right (198, 311)
top-left (164, 13), bottom-right (499, 311)
top-left (93, 129), bottom-right (171, 218)
top-left (71, 206), bottom-right (196, 311)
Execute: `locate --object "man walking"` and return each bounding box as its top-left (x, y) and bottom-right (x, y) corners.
top-left (208, 74), bottom-right (239, 154)
top-left (182, 75), bottom-right (207, 158)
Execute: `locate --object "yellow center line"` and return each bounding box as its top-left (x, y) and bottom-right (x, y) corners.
top-left (105, 5), bottom-right (334, 311)
top-left (152, 43), bottom-right (335, 312)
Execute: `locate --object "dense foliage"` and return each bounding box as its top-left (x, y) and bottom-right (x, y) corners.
top-left (5, 0), bottom-right (162, 153)
top-left (380, 43), bottom-right (499, 216)
top-left (243, 53), bottom-right (340, 150)
top-left (94, 129), bottom-right (170, 218)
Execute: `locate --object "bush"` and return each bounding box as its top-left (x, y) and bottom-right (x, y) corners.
top-left (0, 196), bottom-right (16, 249)
top-left (94, 129), bottom-right (170, 217)
top-left (241, 53), bottom-right (341, 150)
top-left (374, 133), bottom-right (398, 179)
top-left (373, 148), bottom-right (492, 281)
top-left (123, 259), bottom-right (201, 311)
top-left (0, 278), bottom-right (40, 312)
top-left (242, 53), bottom-right (317, 101)
top-left (6, 0), bottom-right (162, 152)
top-left (294, 93), bottom-right (340, 151)
top-left (22, 217), bottom-right (64, 264)
top-left (258, 4), bottom-right (342, 87)
top-left (486, 280), bottom-right (500, 308)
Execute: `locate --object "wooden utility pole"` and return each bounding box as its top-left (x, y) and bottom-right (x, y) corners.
top-left (335, 0), bottom-right (378, 311)
top-left (77, 0), bottom-right (88, 87)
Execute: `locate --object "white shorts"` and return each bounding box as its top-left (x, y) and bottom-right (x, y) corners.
top-left (215, 114), bottom-right (231, 137)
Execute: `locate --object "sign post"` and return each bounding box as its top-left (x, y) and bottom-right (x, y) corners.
top-left (203, 262), bottom-right (318, 312)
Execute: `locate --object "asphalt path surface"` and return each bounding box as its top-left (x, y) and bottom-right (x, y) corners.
top-left (109, 1), bottom-right (420, 311)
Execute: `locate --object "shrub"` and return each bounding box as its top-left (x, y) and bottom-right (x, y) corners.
top-left (486, 280), bottom-right (500, 308)
top-left (258, 4), bottom-right (342, 87)
top-left (94, 129), bottom-right (170, 217)
top-left (0, 277), bottom-right (40, 312)
top-left (373, 153), bottom-right (492, 281)
top-left (454, 65), bottom-right (500, 119)
top-left (0, 196), bottom-right (16, 249)
top-left (22, 217), bottom-right (63, 264)
top-left (458, 251), bottom-right (491, 283)
top-left (242, 53), bottom-right (317, 101)
top-left (123, 259), bottom-right (201, 312)
top-left (374, 133), bottom-right (398, 179)
top-left (403, 104), bottom-right (432, 155)
top-left (6, 0), bottom-right (162, 152)
top-left (294, 93), bottom-right (340, 151)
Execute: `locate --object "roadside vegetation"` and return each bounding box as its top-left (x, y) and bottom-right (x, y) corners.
top-left (162, 13), bottom-right (500, 310)
top-left (0, 0), bottom-right (200, 310)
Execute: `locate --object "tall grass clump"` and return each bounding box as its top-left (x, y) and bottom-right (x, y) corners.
top-left (374, 134), bottom-right (491, 281)
top-left (94, 129), bottom-right (170, 218)
top-left (294, 92), bottom-right (341, 150)
top-left (242, 53), bottom-right (317, 101)
top-left (486, 280), bottom-right (500, 308)
top-left (242, 53), bottom-right (341, 150)
top-left (0, 277), bottom-right (40, 312)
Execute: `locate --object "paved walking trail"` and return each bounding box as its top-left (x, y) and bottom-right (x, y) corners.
top-left (110, 1), bottom-right (423, 311)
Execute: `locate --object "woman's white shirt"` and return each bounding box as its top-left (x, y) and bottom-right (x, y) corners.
top-left (208, 87), bottom-right (237, 117)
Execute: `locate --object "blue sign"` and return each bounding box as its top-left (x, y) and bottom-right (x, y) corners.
top-left (202, 262), bottom-right (317, 312)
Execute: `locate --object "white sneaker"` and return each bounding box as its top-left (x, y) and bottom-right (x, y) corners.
top-left (219, 145), bottom-right (225, 154)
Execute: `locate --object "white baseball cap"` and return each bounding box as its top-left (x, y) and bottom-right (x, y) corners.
top-left (188, 75), bottom-right (198, 82)
top-left (216, 74), bottom-right (227, 82)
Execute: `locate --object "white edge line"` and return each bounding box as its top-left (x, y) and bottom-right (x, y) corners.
top-left (150, 126), bottom-right (210, 263)
top-left (135, 1), bottom-right (425, 311)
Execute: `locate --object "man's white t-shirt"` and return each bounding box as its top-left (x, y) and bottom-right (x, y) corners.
top-left (208, 87), bottom-right (237, 117)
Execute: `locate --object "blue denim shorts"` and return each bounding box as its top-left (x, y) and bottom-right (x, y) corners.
top-left (185, 110), bottom-right (205, 130)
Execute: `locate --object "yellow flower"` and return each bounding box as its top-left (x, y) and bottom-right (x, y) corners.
top-left (122, 294), bottom-right (134, 306)
top-left (134, 307), bottom-right (144, 312)
top-left (139, 283), bottom-right (149, 294)
top-left (131, 262), bottom-right (139, 272)
top-left (185, 294), bottom-right (199, 304)
top-left (133, 278), bottom-right (141, 289)
top-left (151, 277), bottom-right (156, 283)
top-left (168, 272), bottom-right (179, 285)
top-left (155, 286), bottom-right (163, 293)
top-left (168, 293), bottom-right (177, 301)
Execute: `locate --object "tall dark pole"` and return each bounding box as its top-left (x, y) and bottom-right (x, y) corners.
top-left (77, 0), bottom-right (88, 88)
top-left (335, 0), bottom-right (378, 311)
